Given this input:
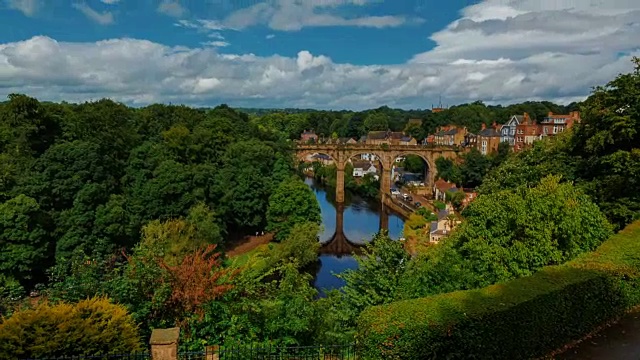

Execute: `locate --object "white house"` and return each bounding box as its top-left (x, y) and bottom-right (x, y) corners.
top-left (360, 153), bottom-right (379, 161)
top-left (352, 161), bottom-right (378, 178)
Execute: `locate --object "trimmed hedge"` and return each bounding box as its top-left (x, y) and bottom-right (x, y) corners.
top-left (357, 221), bottom-right (640, 359)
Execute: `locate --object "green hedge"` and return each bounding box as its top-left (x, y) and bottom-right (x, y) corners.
top-left (357, 221), bottom-right (640, 359)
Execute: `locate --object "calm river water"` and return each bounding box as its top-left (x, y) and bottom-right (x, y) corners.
top-left (305, 178), bottom-right (405, 295)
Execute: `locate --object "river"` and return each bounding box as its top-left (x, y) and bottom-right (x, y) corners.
top-left (305, 177), bottom-right (405, 295)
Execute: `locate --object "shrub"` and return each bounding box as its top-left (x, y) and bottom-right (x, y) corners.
top-left (433, 200), bottom-right (446, 210)
top-left (0, 297), bottom-right (142, 359)
top-left (357, 221), bottom-right (640, 359)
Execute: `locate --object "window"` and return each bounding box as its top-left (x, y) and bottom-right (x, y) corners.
top-left (544, 127), bottom-right (549, 134)
top-left (553, 125), bottom-right (558, 134)
top-left (481, 140), bottom-right (487, 155)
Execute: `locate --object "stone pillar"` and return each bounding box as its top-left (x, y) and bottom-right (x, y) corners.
top-left (379, 203), bottom-right (389, 231)
top-left (380, 167), bottom-right (392, 198)
top-left (336, 166), bottom-right (345, 203)
top-left (150, 328), bottom-right (180, 360)
top-left (427, 165), bottom-right (436, 190)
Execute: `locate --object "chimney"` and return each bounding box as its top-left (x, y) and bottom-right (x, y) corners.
top-left (524, 112), bottom-right (530, 124)
top-left (548, 111), bottom-right (553, 116)
top-left (481, 123), bottom-right (486, 131)
top-left (492, 121), bottom-right (497, 129)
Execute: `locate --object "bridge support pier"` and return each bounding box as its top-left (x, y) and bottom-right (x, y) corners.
top-left (336, 166), bottom-right (345, 203)
top-left (379, 202), bottom-right (389, 231)
top-left (380, 167), bottom-right (392, 198)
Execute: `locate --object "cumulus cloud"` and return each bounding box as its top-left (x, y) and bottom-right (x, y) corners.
top-left (1, 0), bottom-right (639, 109)
top-left (72, 3), bottom-right (114, 25)
top-left (266, 34), bottom-right (276, 39)
top-left (101, 0), bottom-right (120, 4)
top-left (6, 0), bottom-right (39, 16)
top-left (158, 0), bottom-right (186, 18)
top-left (220, 0), bottom-right (412, 31)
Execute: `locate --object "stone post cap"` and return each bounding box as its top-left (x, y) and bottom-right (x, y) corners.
top-left (150, 327), bottom-right (180, 345)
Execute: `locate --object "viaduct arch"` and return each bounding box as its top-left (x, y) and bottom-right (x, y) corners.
top-left (296, 143), bottom-right (462, 203)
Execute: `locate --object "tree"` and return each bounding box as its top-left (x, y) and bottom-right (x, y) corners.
top-left (459, 148), bottom-right (491, 188)
top-left (571, 57), bottom-right (640, 229)
top-left (401, 175), bottom-right (613, 298)
top-left (363, 112), bottom-right (389, 132)
top-left (267, 176), bottom-right (321, 241)
top-left (0, 297), bottom-right (141, 358)
top-left (159, 244), bottom-right (235, 320)
top-left (435, 156), bottom-right (461, 184)
top-left (338, 231), bottom-right (409, 319)
top-left (403, 155), bottom-right (425, 174)
top-left (0, 194), bottom-right (50, 286)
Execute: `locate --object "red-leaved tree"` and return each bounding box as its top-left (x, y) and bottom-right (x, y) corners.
top-left (159, 244), bottom-right (236, 318)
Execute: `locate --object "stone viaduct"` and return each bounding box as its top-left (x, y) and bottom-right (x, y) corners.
top-left (296, 143), bottom-right (462, 203)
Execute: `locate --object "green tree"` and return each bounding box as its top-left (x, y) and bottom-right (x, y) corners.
top-left (459, 148), bottom-right (491, 188)
top-left (363, 112), bottom-right (389, 132)
top-left (572, 57), bottom-right (640, 229)
top-left (267, 177), bottom-right (321, 241)
top-left (403, 155), bottom-right (425, 174)
top-left (0, 194), bottom-right (50, 286)
top-left (401, 175), bottom-right (613, 298)
top-left (338, 231), bottom-right (409, 320)
top-left (435, 156), bottom-right (461, 184)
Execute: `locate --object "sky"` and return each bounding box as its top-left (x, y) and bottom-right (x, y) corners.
top-left (0, 0), bottom-right (639, 110)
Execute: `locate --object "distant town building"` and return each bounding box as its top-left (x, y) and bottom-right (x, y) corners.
top-left (476, 122), bottom-right (502, 155)
top-left (301, 130), bottom-right (318, 143)
top-left (539, 111), bottom-right (581, 137)
top-left (365, 130), bottom-right (417, 146)
top-left (433, 125), bottom-right (467, 146)
top-left (501, 113), bottom-right (531, 146)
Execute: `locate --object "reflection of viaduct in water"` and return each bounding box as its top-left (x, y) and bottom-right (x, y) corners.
top-left (319, 203), bottom-right (390, 256)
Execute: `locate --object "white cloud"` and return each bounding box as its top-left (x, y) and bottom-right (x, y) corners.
top-left (202, 41), bottom-right (230, 47)
top-left (6, 0), bottom-right (39, 16)
top-left (72, 3), bottom-right (114, 25)
top-left (220, 0), bottom-right (413, 31)
top-left (158, 0), bottom-right (186, 18)
top-left (101, 0), bottom-right (120, 4)
top-left (266, 34), bottom-right (276, 39)
top-left (1, 1), bottom-right (639, 110)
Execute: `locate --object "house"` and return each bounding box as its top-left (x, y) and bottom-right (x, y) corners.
top-left (337, 137), bottom-right (357, 145)
top-left (433, 178), bottom-right (458, 202)
top-left (424, 135), bottom-right (435, 145)
top-left (388, 132), bottom-right (406, 145)
top-left (433, 125), bottom-right (467, 146)
top-left (539, 111), bottom-right (580, 137)
top-left (428, 207), bottom-right (462, 243)
top-left (462, 191), bottom-right (478, 208)
top-left (501, 113), bottom-right (531, 146)
top-left (311, 153), bottom-right (333, 165)
top-left (352, 160), bottom-right (377, 177)
top-left (300, 130), bottom-right (318, 143)
top-left (463, 132), bottom-right (477, 147)
top-left (514, 120), bottom-right (542, 152)
top-left (400, 136), bottom-right (417, 145)
top-left (360, 153), bottom-right (379, 161)
top-left (476, 122), bottom-right (502, 155)
top-left (365, 131), bottom-right (389, 145)
top-left (365, 130), bottom-right (415, 145)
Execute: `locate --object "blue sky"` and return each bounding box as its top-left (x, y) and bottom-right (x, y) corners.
top-left (0, 0), bottom-right (639, 110)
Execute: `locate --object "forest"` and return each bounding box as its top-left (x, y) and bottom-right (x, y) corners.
top-left (0, 59), bottom-right (638, 358)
